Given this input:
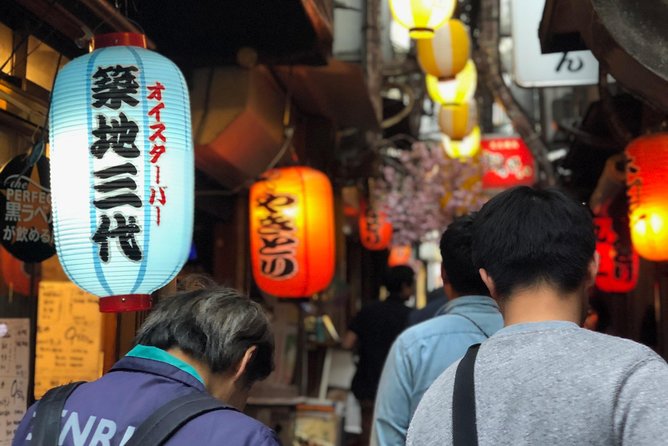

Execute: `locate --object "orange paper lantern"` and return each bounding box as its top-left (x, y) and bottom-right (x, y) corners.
top-left (249, 166), bottom-right (335, 297)
top-left (626, 134), bottom-right (668, 261)
top-left (388, 245), bottom-right (412, 266)
top-left (594, 217), bottom-right (639, 293)
top-left (359, 204), bottom-right (393, 251)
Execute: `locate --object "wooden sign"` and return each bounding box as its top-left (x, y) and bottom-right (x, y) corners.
top-left (0, 318), bottom-right (30, 445)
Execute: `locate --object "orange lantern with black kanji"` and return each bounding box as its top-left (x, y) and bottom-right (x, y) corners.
top-left (594, 217), bottom-right (639, 293)
top-left (359, 203), bottom-right (393, 251)
top-left (249, 166), bottom-right (335, 297)
top-left (388, 245), bottom-right (412, 266)
top-left (626, 133), bottom-right (668, 261)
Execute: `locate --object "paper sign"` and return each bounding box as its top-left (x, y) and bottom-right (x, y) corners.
top-left (34, 281), bottom-right (102, 399)
top-left (0, 318), bottom-right (30, 445)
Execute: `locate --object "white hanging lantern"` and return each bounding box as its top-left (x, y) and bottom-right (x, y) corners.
top-left (389, 0), bottom-right (456, 39)
top-left (426, 59), bottom-right (478, 105)
top-left (438, 100), bottom-right (477, 140)
top-left (442, 125), bottom-right (481, 159)
top-left (417, 19), bottom-right (471, 78)
top-left (49, 33), bottom-right (194, 312)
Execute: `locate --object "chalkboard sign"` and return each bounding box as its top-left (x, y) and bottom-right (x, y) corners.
top-left (0, 319), bottom-right (29, 445)
top-left (34, 282), bottom-right (102, 399)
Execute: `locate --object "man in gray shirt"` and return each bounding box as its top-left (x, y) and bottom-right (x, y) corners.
top-left (407, 187), bottom-right (668, 446)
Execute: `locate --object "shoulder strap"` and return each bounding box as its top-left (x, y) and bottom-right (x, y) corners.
top-left (125, 392), bottom-right (232, 446)
top-left (452, 344), bottom-right (480, 446)
top-left (31, 381), bottom-right (86, 446)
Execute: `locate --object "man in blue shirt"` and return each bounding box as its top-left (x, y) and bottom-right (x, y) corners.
top-left (372, 214), bottom-right (503, 445)
top-left (13, 286), bottom-right (280, 445)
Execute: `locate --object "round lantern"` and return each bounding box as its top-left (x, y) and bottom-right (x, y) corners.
top-left (594, 217), bottom-right (639, 293)
top-left (359, 204), bottom-right (393, 251)
top-left (438, 100), bottom-right (477, 140)
top-left (249, 166), bottom-right (335, 298)
top-left (443, 126), bottom-right (481, 159)
top-left (388, 245), bottom-right (412, 267)
top-left (49, 33), bottom-right (194, 312)
top-left (417, 19), bottom-right (470, 78)
top-left (426, 60), bottom-right (477, 105)
top-left (389, 0), bottom-right (456, 39)
top-left (626, 133), bottom-right (668, 261)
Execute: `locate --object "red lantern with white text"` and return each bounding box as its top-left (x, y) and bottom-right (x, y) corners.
top-left (359, 204), bottom-right (393, 251)
top-left (626, 134), bottom-right (668, 261)
top-left (594, 217), bottom-right (639, 293)
top-left (481, 136), bottom-right (535, 189)
top-left (249, 167), bottom-right (335, 297)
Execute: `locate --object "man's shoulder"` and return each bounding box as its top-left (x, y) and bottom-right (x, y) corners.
top-left (400, 312), bottom-right (482, 342)
top-left (173, 408), bottom-right (278, 443)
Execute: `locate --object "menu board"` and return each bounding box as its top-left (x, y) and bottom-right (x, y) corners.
top-left (0, 319), bottom-right (29, 446)
top-left (34, 281), bottom-right (102, 399)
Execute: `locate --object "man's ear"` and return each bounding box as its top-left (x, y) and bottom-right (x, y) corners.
top-left (479, 268), bottom-right (497, 299)
top-left (233, 345), bottom-right (257, 383)
top-left (586, 252), bottom-right (600, 287)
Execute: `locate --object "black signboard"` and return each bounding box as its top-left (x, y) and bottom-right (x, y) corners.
top-left (0, 155), bottom-right (55, 262)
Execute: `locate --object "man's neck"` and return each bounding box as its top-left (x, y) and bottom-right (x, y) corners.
top-left (500, 285), bottom-right (586, 327)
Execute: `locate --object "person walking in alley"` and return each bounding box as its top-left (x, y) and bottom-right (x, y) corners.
top-left (343, 265), bottom-right (414, 445)
top-left (407, 186), bottom-right (668, 446)
top-left (372, 214), bottom-right (503, 446)
top-left (13, 286), bottom-right (280, 445)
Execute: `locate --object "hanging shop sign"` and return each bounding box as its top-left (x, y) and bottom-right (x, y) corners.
top-left (49, 33), bottom-right (194, 312)
top-left (481, 136), bottom-right (535, 189)
top-left (249, 166), bottom-right (335, 298)
top-left (511, 0), bottom-right (600, 87)
top-left (0, 154), bottom-right (55, 263)
top-left (593, 217), bottom-right (639, 293)
top-left (359, 203), bottom-right (393, 251)
top-left (625, 133), bottom-right (668, 261)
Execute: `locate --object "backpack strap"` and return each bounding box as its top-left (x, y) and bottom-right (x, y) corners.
top-left (31, 381), bottom-right (86, 446)
top-left (452, 344), bottom-right (480, 446)
top-left (125, 392), bottom-right (233, 446)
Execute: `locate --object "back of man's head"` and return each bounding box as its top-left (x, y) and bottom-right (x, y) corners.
top-left (440, 213), bottom-right (489, 296)
top-left (384, 265), bottom-right (415, 295)
top-left (472, 186), bottom-right (595, 299)
top-left (134, 287), bottom-right (274, 387)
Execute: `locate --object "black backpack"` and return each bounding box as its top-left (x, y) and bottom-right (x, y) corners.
top-left (29, 382), bottom-right (232, 445)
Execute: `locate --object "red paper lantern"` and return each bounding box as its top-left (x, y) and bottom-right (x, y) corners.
top-left (594, 217), bottom-right (639, 293)
top-left (359, 204), bottom-right (393, 251)
top-left (388, 245), bottom-right (412, 267)
top-left (0, 246), bottom-right (32, 296)
top-left (249, 166), bottom-right (335, 297)
top-left (481, 136), bottom-right (535, 189)
top-left (626, 133), bottom-right (668, 261)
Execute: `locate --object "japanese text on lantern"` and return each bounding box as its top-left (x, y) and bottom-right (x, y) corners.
top-left (89, 64), bottom-right (143, 263)
top-left (594, 218), bottom-right (635, 282)
top-left (147, 81), bottom-right (167, 225)
top-left (255, 193), bottom-right (299, 280)
top-left (363, 209), bottom-right (382, 245)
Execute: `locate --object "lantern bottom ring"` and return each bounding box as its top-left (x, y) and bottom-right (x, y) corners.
top-left (99, 294), bottom-right (152, 313)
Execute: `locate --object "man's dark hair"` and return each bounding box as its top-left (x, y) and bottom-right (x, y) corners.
top-left (134, 287), bottom-right (274, 387)
top-left (472, 186), bottom-right (595, 299)
top-left (384, 265), bottom-right (415, 294)
top-left (440, 214), bottom-right (489, 296)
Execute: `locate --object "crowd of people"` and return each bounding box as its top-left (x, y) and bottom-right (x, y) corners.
top-left (12, 186), bottom-right (668, 445)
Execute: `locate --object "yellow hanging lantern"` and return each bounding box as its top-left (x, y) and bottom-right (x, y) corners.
top-left (426, 60), bottom-right (477, 105)
top-left (417, 19), bottom-right (470, 78)
top-left (438, 100), bottom-right (477, 140)
top-left (443, 125), bottom-right (481, 159)
top-left (389, 0), bottom-right (457, 39)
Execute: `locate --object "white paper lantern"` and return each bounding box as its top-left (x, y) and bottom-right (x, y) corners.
top-left (49, 33), bottom-right (194, 312)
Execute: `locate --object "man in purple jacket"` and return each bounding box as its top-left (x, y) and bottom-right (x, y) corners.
top-left (13, 286), bottom-right (280, 445)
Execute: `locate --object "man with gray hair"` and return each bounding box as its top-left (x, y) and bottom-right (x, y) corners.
top-left (14, 286), bottom-right (279, 445)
